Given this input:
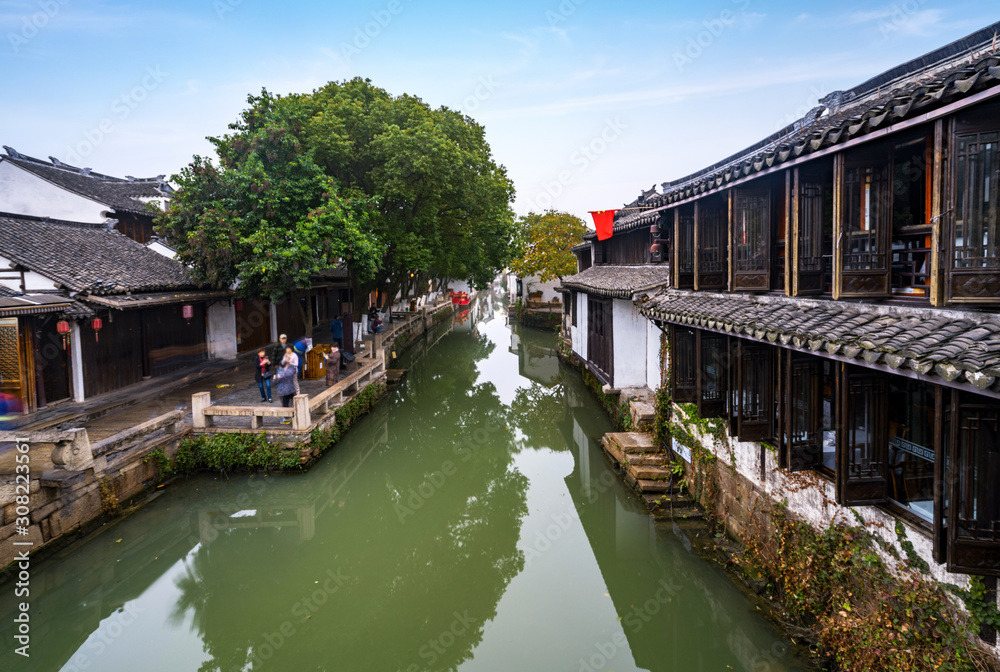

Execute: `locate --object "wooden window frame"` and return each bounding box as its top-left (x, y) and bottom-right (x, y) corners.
top-left (670, 325), bottom-right (697, 404)
top-left (674, 207), bottom-right (695, 289)
top-left (839, 146), bottom-right (893, 299)
top-left (783, 351), bottom-right (824, 471)
top-left (946, 102), bottom-right (1000, 304)
top-left (587, 297), bottom-right (614, 385)
top-left (736, 339), bottom-right (774, 441)
top-left (836, 366), bottom-right (889, 505)
top-left (695, 198), bottom-right (728, 291)
top-left (696, 330), bottom-right (728, 418)
top-left (733, 188), bottom-right (772, 292)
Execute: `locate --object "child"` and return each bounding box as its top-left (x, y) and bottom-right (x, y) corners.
top-left (255, 350), bottom-right (273, 402)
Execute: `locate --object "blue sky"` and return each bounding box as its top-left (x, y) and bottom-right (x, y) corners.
top-left (2, 0), bottom-right (998, 222)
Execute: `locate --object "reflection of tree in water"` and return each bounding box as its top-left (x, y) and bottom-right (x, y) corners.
top-left (171, 327), bottom-right (527, 671)
top-left (511, 382), bottom-right (570, 452)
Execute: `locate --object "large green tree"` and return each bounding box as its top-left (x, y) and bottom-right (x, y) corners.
top-left (159, 79), bottom-right (517, 329)
top-left (509, 210), bottom-right (588, 282)
top-left (157, 92), bottom-right (380, 335)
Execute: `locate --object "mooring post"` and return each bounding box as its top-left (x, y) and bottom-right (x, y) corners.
top-left (192, 391), bottom-right (212, 428)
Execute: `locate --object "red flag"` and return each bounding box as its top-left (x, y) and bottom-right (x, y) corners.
top-left (589, 210), bottom-right (618, 241)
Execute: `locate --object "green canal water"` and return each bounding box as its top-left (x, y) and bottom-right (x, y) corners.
top-left (1, 298), bottom-right (816, 672)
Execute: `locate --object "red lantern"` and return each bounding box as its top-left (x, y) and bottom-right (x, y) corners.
top-left (182, 304), bottom-right (194, 325)
top-left (57, 320), bottom-right (70, 350)
top-left (650, 242), bottom-right (662, 255)
top-left (91, 317), bottom-right (103, 342)
top-left (234, 299), bottom-right (243, 312)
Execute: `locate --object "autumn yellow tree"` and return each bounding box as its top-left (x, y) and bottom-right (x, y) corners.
top-left (509, 210), bottom-right (588, 282)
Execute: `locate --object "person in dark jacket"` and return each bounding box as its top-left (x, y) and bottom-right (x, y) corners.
top-left (323, 346), bottom-right (341, 386)
top-left (254, 349), bottom-right (273, 402)
top-left (330, 317), bottom-right (343, 351)
top-left (271, 334), bottom-right (289, 367)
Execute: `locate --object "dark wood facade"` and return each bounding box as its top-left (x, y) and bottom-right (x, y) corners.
top-left (236, 298), bottom-right (272, 354)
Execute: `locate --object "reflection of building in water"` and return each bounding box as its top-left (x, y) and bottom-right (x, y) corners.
top-left (513, 328), bottom-right (560, 386)
top-left (561, 382), bottom-right (798, 671)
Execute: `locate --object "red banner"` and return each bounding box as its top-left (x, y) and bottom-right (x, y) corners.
top-left (589, 210), bottom-right (618, 241)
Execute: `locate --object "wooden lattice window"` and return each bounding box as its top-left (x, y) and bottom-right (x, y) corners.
top-left (734, 189), bottom-right (771, 291)
top-left (697, 331), bottom-right (728, 418)
top-left (587, 298), bottom-right (613, 384)
top-left (786, 353), bottom-right (823, 471)
top-left (670, 325), bottom-right (697, 403)
top-left (837, 370), bottom-right (888, 505)
top-left (675, 207), bottom-right (695, 289)
top-left (841, 159), bottom-right (892, 297)
top-left (697, 200), bottom-right (728, 290)
top-left (948, 394), bottom-right (1000, 575)
top-left (0, 318), bottom-right (20, 386)
top-left (737, 340), bottom-right (773, 441)
top-left (798, 178), bottom-right (830, 294)
top-left (949, 121), bottom-right (1000, 302)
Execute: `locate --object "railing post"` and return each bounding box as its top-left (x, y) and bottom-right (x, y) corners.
top-left (50, 428), bottom-right (94, 471)
top-left (292, 394), bottom-right (310, 431)
top-left (192, 391), bottom-right (212, 428)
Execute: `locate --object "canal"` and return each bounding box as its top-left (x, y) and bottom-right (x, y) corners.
top-left (1, 297), bottom-right (815, 672)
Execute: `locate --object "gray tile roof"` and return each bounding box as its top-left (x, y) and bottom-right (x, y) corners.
top-left (1, 150), bottom-right (169, 215)
top-left (598, 21), bottom-right (1000, 238)
top-left (641, 290), bottom-right (1000, 392)
top-left (559, 264), bottom-right (671, 298)
top-left (0, 214), bottom-right (198, 295)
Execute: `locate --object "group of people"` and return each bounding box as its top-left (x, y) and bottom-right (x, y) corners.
top-left (253, 330), bottom-right (348, 425)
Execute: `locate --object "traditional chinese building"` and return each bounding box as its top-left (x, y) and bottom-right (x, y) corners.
top-left (568, 20), bottom-right (1000, 603)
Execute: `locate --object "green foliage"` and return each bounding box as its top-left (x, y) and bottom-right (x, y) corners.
top-left (952, 576), bottom-right (1000, 638)
top-left (143, 447), bottom-right (172, 481)
top-left (157, 90), bottom-right (381, 329)
top-left (509, 210), bottom-right (588, 282)
top-left (894, 519), bottom-right (931, 574)
top-left (744, 510), bottom-right (986, 672)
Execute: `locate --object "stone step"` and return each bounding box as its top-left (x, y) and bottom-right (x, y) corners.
top-left (627, 454), bottom-right (669, 467)
top-left (643, 492), bottom-right (694, 509)
top-left (604, 431), bottom-right (664, 456)
top-left (629, 464), bottom-right (671, 481)
top-left (651, 506), bottom-right (706, 521)
top-left (635, 478), bottom-right (672, 493)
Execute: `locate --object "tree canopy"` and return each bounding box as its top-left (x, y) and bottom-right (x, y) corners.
top-left (509, 210), bottom-right (588, 282)
top-left (158, 78), bottom-right (517, 327)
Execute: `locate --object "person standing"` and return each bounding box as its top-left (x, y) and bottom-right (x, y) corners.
top-left (272, 334), bottom-right (289, 367)
top-left (254, 349), bottom-right (273, 402)
top-left (324, 346), bottom-right (341, 386)
top-left (293, 337), bottom-right (308, 377)
top-left (281, 345), bottom-right (300, 395)
top-left (275, 362), bottom-right (297, 423)
top-left (330, 315), bottom-right (343, 351)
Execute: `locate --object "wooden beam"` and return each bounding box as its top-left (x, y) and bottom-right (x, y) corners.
top-left (727, 189), bottom-right (734, 292)
top-left (791, 168), bottom-right (801, 296)
top-left (785, 169), bottom-right (793, 297)
top-left (832, 153), bottom-right (844, 300)
top-left (673, 208), bottom-right (681, 289)
top-left (693, 200), bottom-right (701, 291)
top-left (930, 117), bottom-right (945, 306)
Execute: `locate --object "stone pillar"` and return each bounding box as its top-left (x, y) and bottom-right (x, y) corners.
top-left (192, 391), bottom-right (212, 428)
top-left (70, 321), bottom-right (85, 403)
top-left (292, 394), bottom-right (310, 431)
top-left (269, 303), bottom-right (279, 343)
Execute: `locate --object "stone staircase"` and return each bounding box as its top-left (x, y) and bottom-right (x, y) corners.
top-left (600, 432), bottom-right (704, 521)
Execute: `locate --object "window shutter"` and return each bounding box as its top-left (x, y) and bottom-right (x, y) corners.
top-left (795, 167), bottom-right (831, 295)
top-left (697, 331), bottom-right (728, 418)
top-left (697, 199), bottom-right (729, 290)
top-left (837, 370), bottom-right (889, 505)
top-left (947, 394), bottom-right (1000, 576)
top-left (737, 340), bottom-right (774, 441)
top-left (670, 325), bottom-right (697, 403)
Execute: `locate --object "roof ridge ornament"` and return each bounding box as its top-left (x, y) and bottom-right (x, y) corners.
top-left (3, 145), bottom-right (22, 159)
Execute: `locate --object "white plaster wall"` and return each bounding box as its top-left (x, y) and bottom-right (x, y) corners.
top-left (0, 161), bottom-right (109, 222)
top-left (612, 298), bottom-right (647, 388)
top-left (645, 319), bottom-right (662, 393)
top-left (571, 292), bottom-right (587, 359)
top-left (206, 302), bottom-right (237, 360)
top-left (146, 241), bottom-right (176, 259)
top-left (0, 254), bottom-right (60, 293)
top-left (521, 275), bottom-right (561, 303)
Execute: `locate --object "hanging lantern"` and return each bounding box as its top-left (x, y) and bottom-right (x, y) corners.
top-left (182, 304), bottom-right (194, 325)
top-left (234, 299), bottom-right (243, 312)
top-left (91, 317), bottom-right (103, 342)
top-left (57, 320), bottom-right (70, 350)
top-left (650, 242), bottom-right (662, 255)
top-left (649, 224), bottom-right (659, 235)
